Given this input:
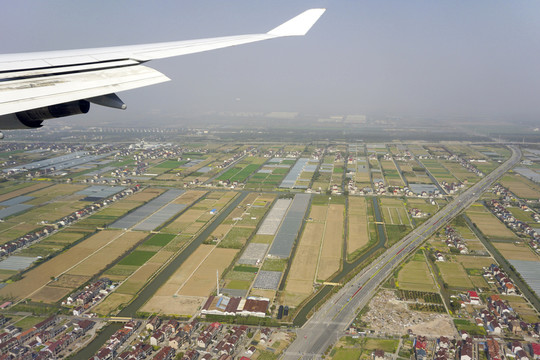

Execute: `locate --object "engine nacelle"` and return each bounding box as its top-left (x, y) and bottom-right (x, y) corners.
top-left (0, 100), bottom-right (90, 129)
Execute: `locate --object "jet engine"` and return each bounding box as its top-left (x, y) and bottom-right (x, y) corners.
top-left (0, 100), bottom-right (90, 129)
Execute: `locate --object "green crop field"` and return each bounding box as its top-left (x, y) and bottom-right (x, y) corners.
top-left (144, 233), bottom-right (176, 247)
top-left (118, 250), bottom-right (156, 266)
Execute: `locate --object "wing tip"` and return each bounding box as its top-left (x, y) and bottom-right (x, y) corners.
top-left (267, 8), bottom-right (326, 37)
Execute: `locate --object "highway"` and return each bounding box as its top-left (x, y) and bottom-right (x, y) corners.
top-left (281, 145), bottom-right (521, 360)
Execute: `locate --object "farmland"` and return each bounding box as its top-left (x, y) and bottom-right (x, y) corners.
top-left (466, 204), bottom-right (519, 240)
top-left (283, 205), bottom-right (325, 306)
top-left (396, 252), bottom-right (438, 292)
top-left (317, 204), bottom-right (344, 281)
top-left (347, 197), bottom-right (369, 256)
top-left (0, 230), bottom-right (144, 302)
top-left (500, 173), bottom-right (540, 199)
top-left (436, 261), bottom-right (473, 289)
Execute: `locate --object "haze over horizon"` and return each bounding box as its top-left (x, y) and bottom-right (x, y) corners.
top-left (3, 1), bottom-right (540, 126)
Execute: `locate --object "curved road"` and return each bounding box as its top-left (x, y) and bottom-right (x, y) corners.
top-left (282, 145), bottom-right (521, 360)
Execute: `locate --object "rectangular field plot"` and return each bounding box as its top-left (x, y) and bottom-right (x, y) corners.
top-left (0, 256), bottom-right (38, 271)
top-left (380, 198), bottom-right (412, 226)
top-left (455, 255), bottom-right (495, 270)
top-left (0, 182), bottom-right (51, 203)
top-left (268, 194), bottom-right (310, 258)
top-left (397, 254), bottom-right (437, 292)
top-left (317, 204), bottom-right (344, 281)
top-left (380, 160), bottom-right (404, 187)
top-left (494, 242), bottom-right (540, 261)
top-left (466, 206), bottom-right (518, 240)
top-left (347, 197), bottom-right (369, 256)
top-left (76, 185), bottom-right (125, 200)
top-left (133, 203), bottom-right (186, 231)
top-left (500, 174), bottom-right (540, 199)
top-left (238, 243), bottom-right (269, 265)
top-left (253, 270), bottom-right (282, 290)
top-left (0, 195), bottom-right (34, 206)
top-left (0, 229), bottom-right (125, 302)
top-left (142, 245), bottom-right (238, 316)
top-left (110, 189), bottom-right (185, 229)
top-left (420, 159), bottom-right (457, 183)
top-left (441, 161), bottom-right (480, 184)
top-left (437, 262), bottom-right (473, 289)
top-left (284, 207), bottom-right (325, 304)
top-left (257, 199), bottom-right (292, 235)
top-left (508, 260), bottom-right (540, 298)
top-left (397, 160), bottom-right (432, 184)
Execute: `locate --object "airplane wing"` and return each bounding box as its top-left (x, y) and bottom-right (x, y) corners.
top-left (0, 8), bottom-right (325, 131)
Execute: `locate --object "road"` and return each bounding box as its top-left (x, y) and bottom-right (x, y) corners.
top-left (281, 145), bottom-right (521, 360)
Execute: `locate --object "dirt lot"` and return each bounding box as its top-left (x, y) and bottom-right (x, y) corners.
top-left (0, 230), bottom-right (124, 301)
top-left (142, 294), bottom-right (206, 316)
top-left (362, 290), bottom-right (456, 337)
top-left (348, 197), bottom-right (369, 255)
top-left (317, 204), bottom-right (344, 281)
top-left (467, 209), bottom-right (518, 239)
top-left (493, 242), bottom-right (540, 261)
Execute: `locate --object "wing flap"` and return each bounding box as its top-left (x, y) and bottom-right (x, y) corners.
top-left (0, 65), bottom-right (169, 116)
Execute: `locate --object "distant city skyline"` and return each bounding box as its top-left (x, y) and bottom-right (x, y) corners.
top-left (3, 1), bottom-right (540, 125)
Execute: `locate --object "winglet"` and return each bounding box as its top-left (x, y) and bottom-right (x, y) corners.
top-left (267, 8), bottom-right (326, 37)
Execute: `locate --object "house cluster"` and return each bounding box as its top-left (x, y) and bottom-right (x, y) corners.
top-left (460, 290), bottom-right (481, 305)
top-left (414, 332), bottom-right (455, 360)
top-left (94, 320), bottom-right (141, 360)
top-left (458, 332), bottom-right (473, 360)
top-left (0, 184), bottom-right (141, 263)
top-left (488, 199), bottom-right (540, 251)
top-left (201, 296), bottom-right (269, 318)
top-left (410, 208), bottom-right (428, 218)
top-left (330, 184), bottom-right (342, 195)
top-left (197, 323), bottom-right (247, 358)
top-left (63, 278), bottom-right (113, 315)
top-left (444, 226), bottom-right (468, 254)
top-left (373, 180), bottom-right (386, 195)
top-left (0, 315), bottom-right (95, 359)
top-left (485, 338), bottom-right (540, 360)
top-left (483, 264), bottom-right (517, 295)
top-left (101, 316), bottom-right (271, 360)
top-left (37, 319), bottom-right (95, 359)
top-left (435, 336), bottom-right (455, 360)
top-left (112, 318), bottom-right (199, 360)
top-left (441, 181), bottom-right (464, 194)
top-left (456, 156), bottom-right (484, 177)
top-left (413, 335), bottom-right (430, 360)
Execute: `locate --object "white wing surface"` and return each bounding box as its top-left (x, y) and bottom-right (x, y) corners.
top-left (0, 8), bottom-right (325, 129)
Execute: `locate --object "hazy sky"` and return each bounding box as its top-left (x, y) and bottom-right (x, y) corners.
top-left (3, 1), bottom-right (540, 125)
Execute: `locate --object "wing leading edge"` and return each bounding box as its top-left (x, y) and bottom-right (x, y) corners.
top-left (0, 8), bottom-right (325, 128)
